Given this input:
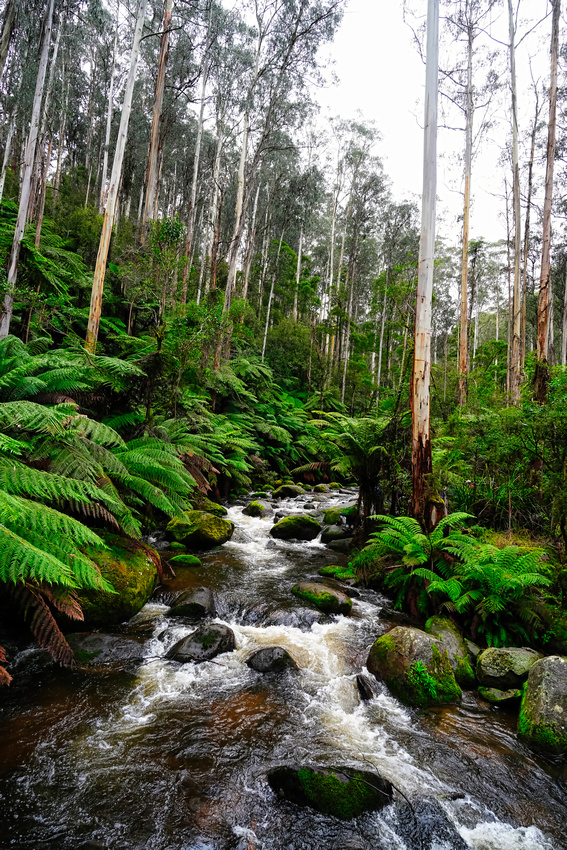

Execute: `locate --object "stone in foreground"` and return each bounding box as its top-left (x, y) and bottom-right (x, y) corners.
top-left (166, 623), bottom-right (235, 663)
top-left (243, 499), bottom-right (272, 518)
top-left (478, 686), bottom-right (522, 705)
top-left (517, 655), bottom-right (567, 754)
top-left (270, 515), bottom-right (321, 541)
top-left (166, 510), bottom-right (235, 550)
top-left (246, 646), bottom-right (298, 673)
top-left (476, 646), bottom-right (542, 690)
top-left (167, 587), bottom-right (216, 619)
top-left (267, 765), bottom-right (393, 820)
top-left (292, 581), bottom-right (352, 616)
top-left (367, 626), bottom-right (462, 708)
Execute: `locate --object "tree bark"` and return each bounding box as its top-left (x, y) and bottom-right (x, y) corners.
top-left (261, 231), bottom-right (284, 363)
top-left (293, 225), bottom-right (303, 320)
top-left (99, 13), bottom-right (118, 214)
top-left (459, 13), bottom-right (473, 407)
top-left (0, 0), bottom-right (54, 340)
top-left (412, 0), bottom-right (439, 530)
top-left (86, 0), bottom-right (148, 353)
top-left (535, 0), bottom-right (560, 403)
top-left (0, 110), bottom-right (15, 204)
top-left (241, 182), bottom-right (261, 302)
top-left (508, 0), bottom-right (522, 403)
top-left (521, 90), bottom-right (540, 374)
top-left (141, 0), bottom-right (172, 237)
top-left (561, 263), bottom-right (567, 368)
top-left (0, 0), bottom-right (16, 80)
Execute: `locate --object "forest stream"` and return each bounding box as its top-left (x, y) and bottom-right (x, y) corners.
top-left (1, 492), bottom-right (567, 850)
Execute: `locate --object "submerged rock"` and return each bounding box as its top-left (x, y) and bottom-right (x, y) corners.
top-left (78, 534), bottom-right (159, 627)
top-left (367, 626), bottom-right (462, 708)
top-left (476, 646), bottom-right (542, 690)
top-left (394, 798), bottom-right (470, 850)
top-left (270, 515), bottom-right (321, 541)
top-left (356, 674), bottom-right (375, 701)
top-left (166, 623), bottom-right (235, 663)
top-left (267, 765), bottom-right (393, 819)
top-left (326, 537), bottom-right (354, 553)
top-left (292, 581), bottom-right (352, 616)
top-left (167, 587), bottom-right (216, 619)
top-left (243, 499), bottom-right (272, 518)
top-left (166, 510), bottom-right (235, 550)
top-left (246, 646), bottom-right (298, 673)
top-left (321, 524), bottom-right (350, 544)
top-left (67, 633), bottom-right (146, 666)
top-left (425, 616), bottom-right (476, 687)
top-left (517, 655), bottom-right (567, 754)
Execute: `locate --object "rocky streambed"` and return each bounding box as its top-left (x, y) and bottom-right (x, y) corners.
top-left (1, 489), bottom-right (567, 849)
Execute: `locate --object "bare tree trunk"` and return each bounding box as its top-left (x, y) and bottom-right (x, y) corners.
top-left (412, 0), bottom-right (439, 529)
top-left (562, 263), bottom-right (567, 367)
top-left (0, 0), bottom-right (16, 80)
top-left (99, 13), bottom-right (118, 213)
top-left (341, 260), bottom-right (356, 403)
top-left (376, 278), bottom-right (388, 401)
top-left (459, 15), bottom-right (473, 406)
top-left (141, 0), bottom-right (172, 237)
top-left (508, 0), bottom-right (522, 403)
top-left (85, 0), bottom-right (148, 353)
top-left (34, 136), bottom-right (52, 247)
top-left (521, 90), bottom-right (540, 374)
top-left (53, 72), bottom-right (68, 199)
top-left (0, 0), bottom-right (54, 339)
top-left (535, 0), bottom-right (560, 403)
top-left (0, 110), bottom-right (15, 203)
top-left (293, 225), bottom-right (303, 320)
top-left (242, 182), bottom-right (261, 302)
top-left (261, 231), bottom-right (284, 363)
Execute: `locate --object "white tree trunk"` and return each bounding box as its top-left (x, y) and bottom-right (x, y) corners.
top-left (0, 110), bottom-right (15, 204)
top-left (99, 14), bottom-right (118, 213)
top-left (0, 0), bottom-right (54, 339)
top-left (241, 182), bottom-right (261, 302)
top-left (508, 0), bottom-right (522, 403)
top-left (261, 232), bottom-right (284, 363)
top-left (459, 14), bottom-right (473, 406)
top-left (86, 0), bottom-right (148, 352)
top-left (293, 226), bottom-right (303, 320)
top-left (561, 264), bottom-right (567, 367)
top-left (412, 0), bottom-right (438, 526)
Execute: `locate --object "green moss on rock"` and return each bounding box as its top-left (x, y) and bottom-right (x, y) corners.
top-left (169, 553), bottom-right (202, 568)
top-left (168, 541), bottom-right (186, 551)
top-left (318, 565), bottom-right (358, 583)
top-left (243, 500), bottom-right (271, 518)
top-left (270, 515), bottom-right (321, 541)
top-left (77, 534), bottom-right (159, 627)
top-left (191, 496), bottom-right (227, 516)
top-left (292, 581), bottom-right (352, 615)
top-left (425, 616), bottom-right (476, 687)
top-left (517, 656), bottom-right (567, 754)
top-left (166, 510), bottom-right (234, 550)
top-left (322, 504), bottom-right (357, 525)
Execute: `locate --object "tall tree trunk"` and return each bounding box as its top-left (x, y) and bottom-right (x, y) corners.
top-left (341, 259), bottom-right (356, 403)
top-left (459, 15), bottom-right (473, 407)
top-left (508, 0), bottom-right (522, 403)
top-left (535, 0), bottom-right (560, 403)
top-left (521, 90), bottom-right (540, 373)
top-left (0, 110), bottom-right (15, 204)
top-left (141, 0), bottom-right (172, 237)
top-left (0, 0), bottom-right (16, 80)
top-left (99, 13), bottom-right (118, 213)
top-left (261, 231), bottom-right (284, 363)
top-left (561, 263), bottom-right (567, 368)
top-left (293, 226), bottom-right (303, 320)
top-left (0, 0), bottom-right (54, 339)
top-left (53, 71), bottom-right (68, 199)
top-left (412, 0), bottom-right (439, 529)
top-left (376, 277), bottom-right (388, 402)
top-left (242, 182), bottom-right (261, 302)
top-left (34, 136), bottom-right (52, 247)
top-left (85, 0), bottom-right (148, 353)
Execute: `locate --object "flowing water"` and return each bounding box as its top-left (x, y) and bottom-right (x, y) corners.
top-left (1, 493), bottom-right (567, 850)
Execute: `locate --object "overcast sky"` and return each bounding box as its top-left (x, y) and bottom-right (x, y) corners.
top-left (315, 0), bottom-right (554, 246)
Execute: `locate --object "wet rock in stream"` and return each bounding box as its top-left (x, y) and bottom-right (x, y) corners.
top-left (267, 765), bottom-right (393, 819)
top-left (167, 586), bottom-right (216, 618)
top-left (166, 622), bottom-right (236, 663)
top-left (246, 646), bottom-right (299, 673)
top-left (391, 798), bottom-right (469, 850)
top-left (292, 581), bottom-right (352, 616)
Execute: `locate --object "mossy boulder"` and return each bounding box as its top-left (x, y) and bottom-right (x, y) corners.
top-left (329, 482), bottom-right (342, 490)
top-left (191, 496), bottom-right (227, 516)
top-left (479, 686), bottom-right (522, 705)
top-left (167, 587), bottom-right (216, 619)
top-left (292, 581), bottom-right (352, 615)
top-left (243, 499), bottom-right (272, 518)
top-left (168, 541), bottom-right (187, 552)
top-left (166, 623), bottom-right (235, 663)
top-left (246, 647), bottom-right (298, 673)
top-left (318, 564), bottom-right (358, 584)
top-left (476, 646), bottom-right (543, 690)
top-left (425, 616), bottom-right (476, 687)
top-left (267, 765), bottom-right (393, 820)
top-left (166, 510), bottom-right (234, 550)
top-left (272, 484), bottom-right (305, 499)
top-left (270, 515), bottom-right (321, 541)
top-left (169, 553), bottom-right (202, 568)
top-left (322, 503), bottom-right (357, 525)
top-left (517, 656), bottom-right (567, 754)
top-left (78, 534), bottom-right (159, 627)
top-left (321, 524), bottom-right (350, 544)
top-left (367, 626), bottom-right (462, 708)
top-left (313, 484), bottom-right (329, 493)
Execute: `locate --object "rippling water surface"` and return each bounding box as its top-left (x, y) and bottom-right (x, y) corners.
top-left (1, 493), bottom-right (566, 849)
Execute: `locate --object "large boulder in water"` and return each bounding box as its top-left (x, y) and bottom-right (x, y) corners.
top-left (292, 581), bottom-right (352, 616)
top-left (167, 587), bottom-right (216, 619)
top-left (476, 646), bottom-right (542, 690)
top-left (191, 496), bottom-right (228, 516)
top-left (517, 655), bottom-right (567, 754)
top-left (272, 484), bottom-right (305, 499)
top-left (166, 510), bottom-right (234, 550)
top-left (425, 616), bottom-right (475, 687)
top-left (243, 499), bottom-right (273, 518)
top-left (246, 646), bottom-right (298, 673)
top-left (321, 524), bottom-right (350, 544)
top-left (78, 534), bottom-right (159, 627)
top-left (270, 515), bottom-right (321, 541)
top-left (267, 765), bottom-right (393, 819)
top-left (322, 503), bottom-right (358, 526)
top-left (166, 623), bottom-right (235, 663)
top-left (367, 626), bottom-right (462, 708)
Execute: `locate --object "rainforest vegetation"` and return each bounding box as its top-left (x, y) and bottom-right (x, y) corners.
top-left (1, 0), bottom-right (567, 686)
